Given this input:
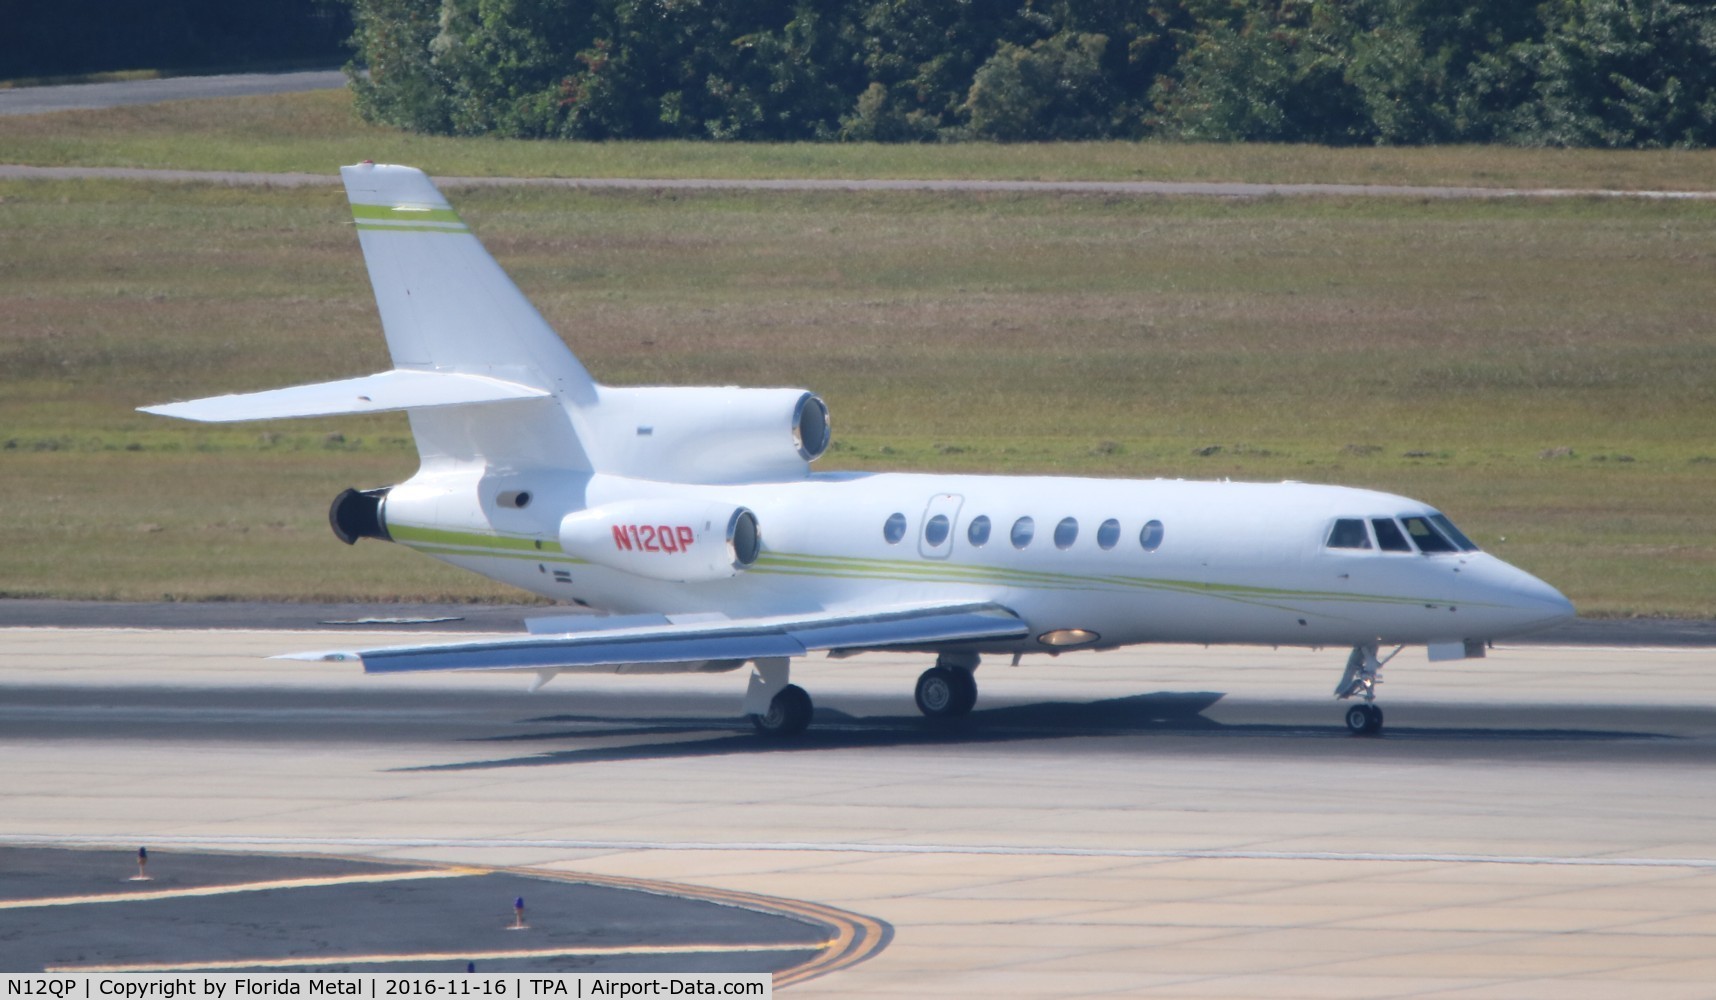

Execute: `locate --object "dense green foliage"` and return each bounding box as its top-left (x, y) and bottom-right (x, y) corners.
top-left (3, 0), bottom-right (349, 80)
top-left (343, 0), bottom-right (1716, 147)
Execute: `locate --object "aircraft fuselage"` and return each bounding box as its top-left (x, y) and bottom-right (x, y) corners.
top-left (387, 469), bottom-right (1570, 653)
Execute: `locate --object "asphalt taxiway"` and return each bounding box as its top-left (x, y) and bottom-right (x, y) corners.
top-left (0, 846), bottom-right (857, 975)
top-left (2, 618), bottom-right (1715, 996)
top-left (0, 71), bottom-right (346, 116)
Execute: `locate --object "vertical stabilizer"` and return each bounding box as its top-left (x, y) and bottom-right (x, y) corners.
top-left (342, 163), bottom-right (596, 400)
top-left (340, 162), bottom-right (595, 466)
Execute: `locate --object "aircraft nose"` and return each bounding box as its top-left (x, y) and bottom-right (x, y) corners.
top-left (1471, 557), bottom-right (1576, 636)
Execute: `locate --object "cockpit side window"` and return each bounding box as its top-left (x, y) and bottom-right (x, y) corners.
top-left (1326, 519), bottom-right (1372, 549)
top-left (1401, 515), bottom-right (1458, 554)
top-left (1372, 518), bottom-right (1413, 553)
top-left (1430, 513), bottom-right (1480, 552)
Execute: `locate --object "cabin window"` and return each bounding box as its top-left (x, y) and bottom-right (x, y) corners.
top-left (1097, 519), bottom-right (1121, 550)
top-left (1139, 519), bottom-right (1165, 551)
top-left (1010, 516), bottom-right (1035, 549)
top-left (1327, 518), bottom-right (1372, 549)
top-left (968, 515), bottom-right (992, 547)
top-left (1430, 513), bottom-right (1480, 552)
top-left (1401, 515), bottom-right (1458, 554)
top-left (1372, 518), bottom-right (1413, 553)
top-left (924, 514), bottom-right (951, 547)
top-left (883, 512), bottom-right (907, 544)
top-left (1054, 517), bottom-right (1079, 549)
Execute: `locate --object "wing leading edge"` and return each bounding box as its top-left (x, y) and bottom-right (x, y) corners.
top-left (139, 369), bottom-right (549, 423)
top-left (278, 603), bottom-right (1029, 674)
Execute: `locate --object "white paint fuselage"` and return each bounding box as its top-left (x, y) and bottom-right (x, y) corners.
top-left (396, 468), bottom-right (1573, 653)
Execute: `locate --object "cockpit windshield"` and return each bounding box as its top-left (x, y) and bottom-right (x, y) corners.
top-left (1429, 513), bottom-right (1480, 552)
top-left (1326, 513), bottom-right (1481, 554)
top-left (1400, 515), bottom-right (1458, 553)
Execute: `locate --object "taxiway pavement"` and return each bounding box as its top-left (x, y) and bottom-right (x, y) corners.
top-left (3, 624), bottom-right (1715, 996)
top-left (0, 71), bottom-right (346, 116)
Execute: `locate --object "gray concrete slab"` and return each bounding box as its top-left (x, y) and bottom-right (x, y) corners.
top-left (2, 627), bottom-right (1715, 994)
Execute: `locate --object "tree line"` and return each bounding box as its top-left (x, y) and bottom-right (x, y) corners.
top-left (344, 0), bottom-right (1716, 147)
top-left (4, 0), bottom-right (349, 81)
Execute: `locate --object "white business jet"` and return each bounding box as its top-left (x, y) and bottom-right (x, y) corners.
top-left (143, 163), bottom-right (1575, 737)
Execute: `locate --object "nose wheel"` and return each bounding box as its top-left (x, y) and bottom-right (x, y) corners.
top-left (1344, 702), bottom-right (1383, 736)
top-left (1335, 643), bottom-right (1399, 736)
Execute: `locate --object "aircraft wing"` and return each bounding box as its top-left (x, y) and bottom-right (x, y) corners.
top-left (277, 602), bottom-right (1029, 674)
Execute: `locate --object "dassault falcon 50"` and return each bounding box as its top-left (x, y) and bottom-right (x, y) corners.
top-left (143, 163), bottom-right (1575, 736)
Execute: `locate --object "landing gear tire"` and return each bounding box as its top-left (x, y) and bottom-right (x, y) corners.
top-left (751, 684), bottom-right (813, 736)
top-left (916, 666), bottom-right (977, 718)
top-left (1344, 703), bottom-right (1384, 736)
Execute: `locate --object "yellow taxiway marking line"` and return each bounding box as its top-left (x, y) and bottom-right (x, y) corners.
top-left (1, 868), bottom-right (483, 910)
top-left (524, 868), bottom-right (886, 988)
top-left (51, 941), bottom-right (828, 973)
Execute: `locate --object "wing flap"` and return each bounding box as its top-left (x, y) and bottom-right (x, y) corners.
top-left (140, 369), bottom-right (550, 423)
top-left (279, 602), bottom-right (1028, 675)
top-left (790, 606), bottom-right (1027, 651)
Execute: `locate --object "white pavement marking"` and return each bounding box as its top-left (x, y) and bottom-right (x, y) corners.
top-left (0, 867), bottom-right (478, 909)
top-left (3, 163), bottom-right (1715, 200)
top-left (53, 942), bottom-right (818, 974)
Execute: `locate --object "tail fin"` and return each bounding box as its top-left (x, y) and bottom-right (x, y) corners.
top-left (341, 163), bottom-right (596, 405)
top-left (339, 163), bottom-right (595, 468)
top-left (144, 164), bottom-right (596, 469)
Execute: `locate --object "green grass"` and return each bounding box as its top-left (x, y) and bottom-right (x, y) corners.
top-left (4, 89), bottom-right (1716, 191)
top-left (2, 177), bottom-right (1712, 613)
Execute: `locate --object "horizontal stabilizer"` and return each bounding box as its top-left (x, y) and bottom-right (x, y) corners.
top-left (139, 369), bottom-right (550, 423)
top-left (277, 603), bottom-right (1028, 674)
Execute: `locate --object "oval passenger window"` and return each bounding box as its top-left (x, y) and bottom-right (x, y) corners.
top-left (883, 512), bottom-right (907, 544)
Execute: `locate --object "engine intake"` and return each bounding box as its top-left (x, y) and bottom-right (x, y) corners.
top-left (591, 386), bottom-right (832, 483)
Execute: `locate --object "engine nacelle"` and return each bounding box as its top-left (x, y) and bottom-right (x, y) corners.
top-left (559, 500), bottom-right (761, 583)
top-left (329, 487), bottom-right (392, 545)
top-left (590, 386), bottom-right (830, 484)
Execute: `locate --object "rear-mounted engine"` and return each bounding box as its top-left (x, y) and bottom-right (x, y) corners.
top-left (559, 499), bottom-right (760, 583)
top-left (329, 487), bottom-right (392, 545)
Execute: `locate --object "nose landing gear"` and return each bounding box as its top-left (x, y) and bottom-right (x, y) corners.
top-left (1344, 702), bottom-right (1384, 736)
top-left (1335, 643), bottom-right (1400, 736)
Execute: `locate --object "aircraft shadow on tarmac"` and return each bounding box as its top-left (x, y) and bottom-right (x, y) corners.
top-left (400, 692), bottom-right (1674, 772)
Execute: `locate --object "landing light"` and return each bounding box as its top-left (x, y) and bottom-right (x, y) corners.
top-left (1038, 629), bottom-right (1100, 648)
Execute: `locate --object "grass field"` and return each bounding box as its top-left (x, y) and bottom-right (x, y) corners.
top-left (2, 173), bottom-right (1712, 615)
top-left (4, 89), bottom-right (1716, 191)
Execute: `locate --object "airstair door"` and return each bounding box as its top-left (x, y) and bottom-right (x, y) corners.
top-left (919, 493), bottom-right (964, 560)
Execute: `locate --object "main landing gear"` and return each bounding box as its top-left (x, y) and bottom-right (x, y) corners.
top-left (1335, 642), bottom-right (1400, 736)
top-left (743, 652), bottom-right (984, 737)
top-left (915, 652), bottom-right (979, 719)
top-left (745, 657), bottom-right (813, 736)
